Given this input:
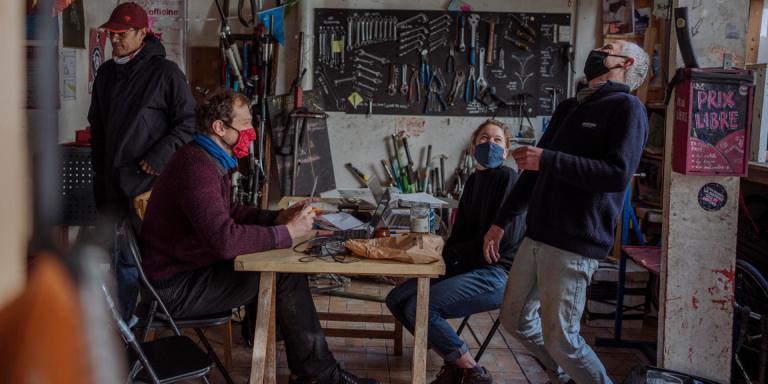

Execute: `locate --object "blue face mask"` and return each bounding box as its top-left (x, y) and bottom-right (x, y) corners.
top-left (474, 141), bottom-right (506, 168)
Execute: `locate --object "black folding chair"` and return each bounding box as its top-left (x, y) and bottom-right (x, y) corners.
top-left (121, 220), bottom-right (234, 384)
top-left (456, 315), bottom-right (502, 361)
top-left (102, 271), bottom-right (214, 383)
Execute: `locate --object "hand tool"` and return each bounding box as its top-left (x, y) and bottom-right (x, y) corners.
top-left (396, 13), bottom-right (428, 27)
top-left (399, 40), bottom-right (424, 52)
top-left (429, 14), bottom-right (450, 25)
top-left (468, 14), bottom-right (480, 65)
top-left (420, 49), bottom-right (430, 82)
top-left (352, 56), bottom-right (376, 66)
top-left (352, 86), bottom-right (373, 98)
top-left (390, 157), bottom-right (403, 192)
top-left (508, 13), bottom-right (536, 37)
top-left (354, 64), bottom-right (382, 77)
top-left (504, 34), bottom-right (530, 51)
top-left (346, 163), bottom-right (368, 182)
top-left (459, 14), bottom-right (467, 52)
top-left (482, 17), bottom-right (498, 64)
top-left (476, 48), bottom-right (488, 94)
top-left (354, 81), bottom-right (376, 92)
top-left (516, 30), bottom-right (534, 42)
top-left (400, 33), bottom-right (426, 44)
top-left (347, 16), bottom-right (354, 46)
top-left (433, 167), bottom-right (440, 196)
top-left (392, 17), bottom-right (399, 40)
top-left (429, 32), bottom-right (448, 42)
top-left (439, 156), bottom-right (447, 197)
top-left (334, 76), bottom-right (357, 86)
top-left (408, 64), bottom-right (421, 103)
top-left (465, 67), bottom-right (476, 102)
top-left (382, 159), bottom-right (397, 187)
top-left (401, 27), bottom-right (428, 37)
top-left (400, 64), bottom-right (409, 95)
top-left (446, 69), bottom-right (465, 105)
top-left (499, 48), bottom-right (505, 70)
top-left (401, 137), bottom-right (417, 185)
top-left (366, 98), bottom-right (374, 118)
top-left (392, 135), bottom-right (414, 193)
top-left (447, 44), bottom-right (456, 72)
top-left (387, 64), bottom-right (397, 96)
top-left (422, 145), bottom-right (432, 192)
top-left (398, 45), bottom-right (423, 57)
top-left (340, 36), bottom-right (346, 72)
top-left (355, 72), bottom-right (383, 85)
top-left (429, 39), bottom-right (447, 52)
top-left (430, 28), bottom-right (449, 38)
top-left (314, 65), bottom-right (346, 110)
top-left (356, 49), bottom-right (389, 64)
top-left (543, 85), bottom-right (563, 112)
top-left (429, 19), bottom-right (451, 31)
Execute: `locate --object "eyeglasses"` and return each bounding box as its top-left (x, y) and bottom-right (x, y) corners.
top-left (106, 29), bottom-right (137, 39)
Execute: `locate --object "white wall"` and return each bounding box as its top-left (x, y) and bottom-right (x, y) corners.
top-left (68, 0), bottom-right (601, 193)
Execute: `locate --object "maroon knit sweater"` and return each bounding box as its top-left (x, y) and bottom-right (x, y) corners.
top-left (141, 142), bottom-right (292, 281)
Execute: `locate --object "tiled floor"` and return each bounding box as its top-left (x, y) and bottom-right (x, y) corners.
top-left (172, 277), bottom-right (657, 384)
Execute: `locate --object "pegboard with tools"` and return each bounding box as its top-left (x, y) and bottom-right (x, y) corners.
top-left (313, 8), bottom-right (572, 118)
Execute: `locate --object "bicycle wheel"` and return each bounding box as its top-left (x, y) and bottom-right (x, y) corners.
top-left (735, 259), bottom-right (768, 382)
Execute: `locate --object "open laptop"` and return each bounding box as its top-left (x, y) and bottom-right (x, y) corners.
top-left (331, 187), bottom-right (392, 240)
top-left (367, 175), bottom-right (411, 229)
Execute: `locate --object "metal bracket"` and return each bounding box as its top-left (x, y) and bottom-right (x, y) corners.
top-left (723, 53), bottom-right (733, 70)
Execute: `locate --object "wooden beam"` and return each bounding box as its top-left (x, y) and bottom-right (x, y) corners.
top-left (321, 329), bottom-right (395, 339)
top-left (747, 0), bottom-right (764, 64)
top-left (317, 313), bottom-right (396, 323)
top-left (636, 28), bottom-right (657, 104)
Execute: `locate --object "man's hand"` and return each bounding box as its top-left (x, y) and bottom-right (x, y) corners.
top-left (512, 146), bottom-right (544, 171)
top-left (285, 205), bottom-right (316, 239)
top-left (483, 225), bottom-right (505, 264)
top-left (275, 199), bottom-right (318, 225)
top-left (140, 160), bottom-right (159, 176)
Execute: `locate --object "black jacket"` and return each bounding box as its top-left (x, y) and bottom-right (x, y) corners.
top-left (442, 166), bottom-right (526, 274)
top-left (88, 33), bottom-right (195, 218)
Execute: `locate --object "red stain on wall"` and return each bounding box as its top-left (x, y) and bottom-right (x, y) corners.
top-left (692, 295), bottom-right (699, 309)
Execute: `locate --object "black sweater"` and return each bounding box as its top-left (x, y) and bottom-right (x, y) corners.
top-left (493, 81), bottom-right (648, 260)
top-left (443, 166), bottom-right (526, 274)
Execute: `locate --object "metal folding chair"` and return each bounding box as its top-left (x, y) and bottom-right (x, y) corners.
top-left (456, 315), bottom-right (502, 361)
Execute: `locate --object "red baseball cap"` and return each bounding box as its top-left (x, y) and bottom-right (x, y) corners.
top-left (99, 2), bottom-right (149, 33)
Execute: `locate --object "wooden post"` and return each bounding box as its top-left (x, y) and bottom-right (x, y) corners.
top-left (250, 272), bottom-right (276, 384)
top-left (658, 0), bottom-right (737, 379)
top-left (411, 278), bottom-right (430, 384)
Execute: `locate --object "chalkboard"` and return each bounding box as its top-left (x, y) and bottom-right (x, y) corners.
top-left (267, 89), bottom-right (336, 196)
top-left (313, 8), bottom-right (571, 118)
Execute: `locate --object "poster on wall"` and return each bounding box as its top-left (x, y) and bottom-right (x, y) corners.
top-left (89, 29), bottom-right (106, 94)
top-left (603, 0), bottom-right (634, 34)
top-left (125, 0), bottom-right (186, 73)
top-left (62, 0), bottom-right (85, 48)
top-left (62, 48), bottom-right (76, 101)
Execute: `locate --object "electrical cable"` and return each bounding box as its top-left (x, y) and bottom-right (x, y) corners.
top-left (293, 236), bottom-right (364, 263)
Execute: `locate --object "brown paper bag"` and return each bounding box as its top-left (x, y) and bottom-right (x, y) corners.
top-left (345, 235), bottom-right (444, 264)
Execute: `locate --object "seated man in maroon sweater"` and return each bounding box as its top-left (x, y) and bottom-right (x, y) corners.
top-left (140, 88), bottom-right (379, 384)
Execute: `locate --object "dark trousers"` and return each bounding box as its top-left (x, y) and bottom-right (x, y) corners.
top-left (148, 260), bottom-right (337, 381)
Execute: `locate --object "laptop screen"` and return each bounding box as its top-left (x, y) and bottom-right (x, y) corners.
top-left (366, 174), bottom-right (384, 203)
top-left (367, 188), bottom-right (391, 238)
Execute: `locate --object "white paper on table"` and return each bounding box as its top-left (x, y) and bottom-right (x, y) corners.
top-left (315, 212), bottom-right (364, 231)
top-left (392, 192), bottom-right (445, 207)
top-left (288, 201), bottom-right (339, 211)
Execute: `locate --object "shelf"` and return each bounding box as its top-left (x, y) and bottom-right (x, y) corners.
top-left (646, 101), bottom-right (666, 110)
top-left (746, 161), bottom-right (768, 185)
top-left (642, 153), bottom-right (664, 161)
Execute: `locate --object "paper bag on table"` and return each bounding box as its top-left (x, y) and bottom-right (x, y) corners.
top-left (345, 235), bottom-right (444, 264)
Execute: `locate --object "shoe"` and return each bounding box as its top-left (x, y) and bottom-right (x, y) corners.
top-left (462, 367), bottom-right (494, 384)
top-left (288, 365), bottom-right (380, 384)
top-left (430, 364), bottom-right (464, 384)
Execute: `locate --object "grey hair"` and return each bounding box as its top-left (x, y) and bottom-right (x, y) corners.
top-left (620, 42), bottom-right (649, 91)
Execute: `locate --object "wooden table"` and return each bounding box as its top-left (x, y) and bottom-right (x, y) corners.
top-left (235, 230), bottom-right (446, 384)
top-left (276, 196), bottom-right (460, 210)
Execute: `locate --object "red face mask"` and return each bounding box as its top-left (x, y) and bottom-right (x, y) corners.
top-left (224, 124), bottom-right (256, 158)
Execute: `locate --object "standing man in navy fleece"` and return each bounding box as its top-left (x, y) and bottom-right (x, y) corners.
top-left (483, 41), bottom-right (649, 384)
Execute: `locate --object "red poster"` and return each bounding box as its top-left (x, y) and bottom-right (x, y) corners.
top-left (88, 29), bottom-right (106, 94)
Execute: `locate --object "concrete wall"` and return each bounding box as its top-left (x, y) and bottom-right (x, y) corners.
top-left (66, 0), bottom-right (601, 193)
top-left (0, 0), bottom-right (30, 308)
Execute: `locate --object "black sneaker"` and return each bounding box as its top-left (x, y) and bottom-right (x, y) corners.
top-left (288, 365), bottom-right (380, 384)
top-left (461, 367), bottom-right (494, 384)
top-left (430, 364), bottom-right (464, 384)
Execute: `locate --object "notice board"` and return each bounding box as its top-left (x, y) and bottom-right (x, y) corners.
top-left (267, 89), bottom-right (336, 196)
top-left (313, 8), bottom-right (572, 118)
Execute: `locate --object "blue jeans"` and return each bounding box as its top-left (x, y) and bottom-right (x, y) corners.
top-left (385, 264), bottom-right (508, 361)
top-left (499, 237), bottom-right (610, 384)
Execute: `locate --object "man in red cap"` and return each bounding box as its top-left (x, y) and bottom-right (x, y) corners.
top-left (88, 2), bottom-right (195, 320)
